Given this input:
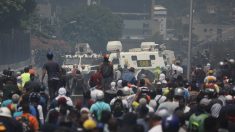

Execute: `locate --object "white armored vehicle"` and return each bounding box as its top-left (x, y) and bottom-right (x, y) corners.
top-left (107, 41), bottom-right (175, 80)
top-left (62, 43), bottom-right (102, 74)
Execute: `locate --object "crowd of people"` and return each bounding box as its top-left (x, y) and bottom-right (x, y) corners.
top-left (0, 52), bottom-right (235, 132)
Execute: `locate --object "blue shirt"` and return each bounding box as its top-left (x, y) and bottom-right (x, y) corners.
top-left (90, 101), bottom-right (111, 121)
top-left (14, 105), bottom-right (37, 119)
top-left (1, 99), bottom-right (12, 107)
top-left (121, 71), bottom-right (136, 84)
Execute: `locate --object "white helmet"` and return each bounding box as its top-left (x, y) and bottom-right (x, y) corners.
top-left (117, 80), bottom-right (122, 88)
top-left (96, 91), bottom-right (104, 100)
top-left (155, 108), bottom-right (170, 119)
top-left (58, 87), bottom-right (67, 96)
top-left (174, 87), bottom-right (184, 97)
top-left (0, 107), bottom-right (12, 118)
top-left (122, 86), bottom-right (130, 96)
top-left (229, 59), bottom-right (234, 64)
top-left (111, 82), bottom-right (116, 89)
top-left (219, 61), bottom-right (224, 66)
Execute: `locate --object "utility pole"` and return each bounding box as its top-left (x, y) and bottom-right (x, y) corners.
top-left (187, 0), bottom-right (193, 80)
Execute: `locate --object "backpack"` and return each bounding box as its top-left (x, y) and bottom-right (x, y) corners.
top-left (188, 113), bottom-right (208, 132)
top-left (17, 115), bottom-right (33, 132)
top-left (112, 98), bottom-right (124, 117)
top-left (101, 63), bottom-right (113, 78)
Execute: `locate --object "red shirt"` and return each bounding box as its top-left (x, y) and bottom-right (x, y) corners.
top-left (16, 113), bottom-right (39, 132)
top-left (90, 72), bottom-right (103, 87)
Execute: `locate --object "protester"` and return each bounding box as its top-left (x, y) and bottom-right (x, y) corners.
top-left (41, 52), bottom-right (61, 99)
top-left (0, 52), bottom-right (234, 132)
top-left (100, 54), bottom-right (113, 90)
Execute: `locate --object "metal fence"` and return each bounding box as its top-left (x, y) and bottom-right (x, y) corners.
top-left (0, 30), bottom-right (31, 66)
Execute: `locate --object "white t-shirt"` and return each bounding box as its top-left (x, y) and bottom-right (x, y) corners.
top-left (110, 97), bottom-right (129, 109)
top-left (149, 125), bottom-right (162, 132)
top-left (172, 64), bottom-right (183, 76)
top-left (90, 88), bottom-right (103, 101)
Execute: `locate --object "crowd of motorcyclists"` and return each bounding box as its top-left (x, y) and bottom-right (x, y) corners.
top-left (0, 52), bottom-right (235, 132)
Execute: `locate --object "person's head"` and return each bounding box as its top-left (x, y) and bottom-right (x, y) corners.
top-left (175, 60), bottom-right (180, 66)
top-left (24, 67), bottom-right (29, 73)
top-left (83, 119), bottom-right (97, 131)
top-left (116, 90), bottom-right (123, 96)
top-left (96, 91), bottom-right (104, 101)
top-left (122, 86), bottom-right (131, 96)
top-left (122, 80), bottom-right (128, 87)
top-left (22, 103), bottom-right (30, 113)
top-left (174, 87), bottom-right (184, 100)
top-left (138, 105), bottom-right (149, 118)
top-left (73, 64), bottom-right (78, 69)
top-left (129, 67), bottom-right (135, 73)
top-left (161, 115), bottom-right (180, 132)
top-left (208, 70), bottom-right (214, 76)
top-left (110, 82), bottom-right (116, 89)
top-left (117, 80), bottom-right (122, 88)
top-left (103, 54), bottom-right (109, 62)
top-left (57, 97), bottom-right (67, 106)
top-left (29, 92), bottom-right (40, 104)
top-left (58, 87), bottom-right (67, 96)
top-left (47, 52), bottom-right (54, 60)
top-left (12, 94), bottom-right (20, 104)
top-left (123, 113), bottom-right (137, 126)
top-left (48, 110), bottom-right (59, 124)
top-left (149, 113), bottom-right (162, 127)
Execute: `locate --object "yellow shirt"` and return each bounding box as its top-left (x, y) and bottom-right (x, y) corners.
top-left (21, 73), bottom-right (30, 88)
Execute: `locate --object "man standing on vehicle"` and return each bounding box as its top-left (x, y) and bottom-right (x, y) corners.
top-left (41, 52), bottom-right (61, 99)
top-left (100, 54), bottom-right (113, 91)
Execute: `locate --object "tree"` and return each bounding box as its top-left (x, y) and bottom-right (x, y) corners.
top-left (0, 0), bottom-right (36, 32)
top-left (61, 5), bottom-right (123, 51)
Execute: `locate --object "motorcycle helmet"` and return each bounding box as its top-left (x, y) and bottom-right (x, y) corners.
top-left (162, 115), bottom-right (180, 132)
top-left (96, 91), bottom-right (104, 100)
top-left (174, 87), bottom-right (184, 97)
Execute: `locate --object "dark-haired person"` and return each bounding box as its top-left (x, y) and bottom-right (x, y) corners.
top-left (41, 52), bottom-right (61, 99)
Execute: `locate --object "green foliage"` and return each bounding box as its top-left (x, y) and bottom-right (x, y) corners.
top-left (61, 5), bottom-right (123, 51)
top-left (0, 0), bottom-right (36, 31)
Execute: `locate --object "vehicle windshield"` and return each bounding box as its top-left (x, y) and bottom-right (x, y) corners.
top-left (64, 58), bottom-right (80, 65)
top-left (81, 58), bottom-right (103, 65)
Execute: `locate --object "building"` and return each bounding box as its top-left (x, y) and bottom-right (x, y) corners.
top-left (152, 5), bottom-right (167, 39)
top-left (122, 20), bottom-right (160, 40)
